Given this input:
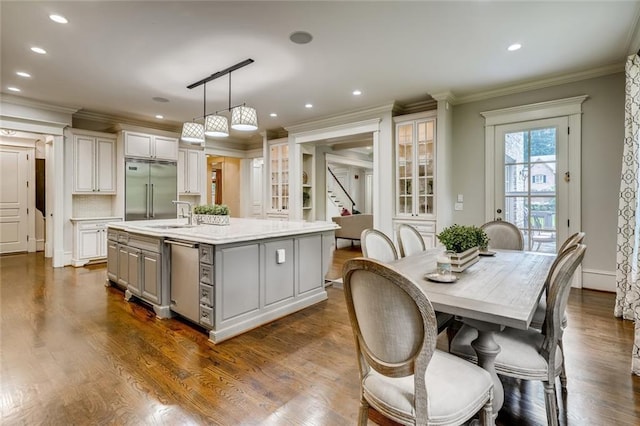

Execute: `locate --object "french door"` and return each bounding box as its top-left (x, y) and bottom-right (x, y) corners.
top-left (494, 117), bottom-right (569, 253)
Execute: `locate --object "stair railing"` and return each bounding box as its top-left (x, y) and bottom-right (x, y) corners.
top-left (327, 167), bottom-right (356, 213)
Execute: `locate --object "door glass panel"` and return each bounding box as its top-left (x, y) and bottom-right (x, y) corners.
top-left (503, 127), bottom-right (557, 252)
top-left (397, 124), bottom-right (413, 214)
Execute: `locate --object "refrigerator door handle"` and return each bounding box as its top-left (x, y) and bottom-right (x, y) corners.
top-left (150, 183), bottom-right (155, 218)
top-left (144, 183), bottom-right (149, 218)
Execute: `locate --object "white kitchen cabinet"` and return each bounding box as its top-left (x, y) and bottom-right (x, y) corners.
top-left (70, 130), bottom-right (116, 194)
top-left (393, 111), bottom-right (438, 247)
top-left (124, 131), bottom-right (178, 161)
top-left (71, 218), bottom-right (122, 266)
top-left (178, 147), bottom-right (203, 195)
top-left (267, 139), bottom-right (289, 217)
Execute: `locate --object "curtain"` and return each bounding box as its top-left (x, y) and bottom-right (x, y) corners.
top-left (615, 53), bottom-right (640, 375)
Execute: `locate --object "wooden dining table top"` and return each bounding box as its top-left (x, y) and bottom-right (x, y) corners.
top-left (390, 249), bottom-right (555, 330)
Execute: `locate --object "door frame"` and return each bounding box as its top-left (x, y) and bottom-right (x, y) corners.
top-left (482, 95), bottom-right (587, 285)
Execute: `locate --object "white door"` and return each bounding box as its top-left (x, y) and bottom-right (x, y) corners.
top-left (0, 147), bottom-right (29, 253)
top-left (494, 117), bottom-right (569, 253)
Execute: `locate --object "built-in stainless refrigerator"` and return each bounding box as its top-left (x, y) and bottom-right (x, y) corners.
top-left (125, 159), bottom-right (177, 221)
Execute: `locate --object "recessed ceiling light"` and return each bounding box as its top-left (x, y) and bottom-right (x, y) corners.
top-left (155, 115), bottom-right (164, 119)
top-left (152, 96), bottom-right (169, 103)
top-left (31, 46), bottom-right (47, 54)
top-left (507, 43), bottom-right (522, 51)
top-left (16, 71), bottom-right (31, 78)
top-left (352, 90), bottom-right (362, 96)
top-left (305, 103), bottom-right (313, 109)
top-left (49, 14), bottom-right (68, 24)
top-left (269, 113), bottom-right (278, 117)
top-left (8, 87), bottom-right (21, 92)
top-left (289, 31), bottom-right (313, 45)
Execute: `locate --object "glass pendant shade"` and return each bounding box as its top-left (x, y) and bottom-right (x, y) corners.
top-left (231, 105), bottom-right (258, 131)
top-left (204, 114), bottom-right (229, 137)
top-left (181, 122), bottom-right (205, 144)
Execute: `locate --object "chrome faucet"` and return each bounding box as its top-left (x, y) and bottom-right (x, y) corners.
top-left (172, 200), bottom-right (193, 225)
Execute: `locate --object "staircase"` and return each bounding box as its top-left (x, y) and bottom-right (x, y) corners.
top-left (327, 166), bottom-right (356, 215)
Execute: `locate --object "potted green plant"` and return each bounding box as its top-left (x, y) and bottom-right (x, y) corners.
top-left (473, 226), bottom-right (489, 252)
top-left (436, 224), bottom-right (481, 272)
top-left (193, 204), bottom-right (230, 225)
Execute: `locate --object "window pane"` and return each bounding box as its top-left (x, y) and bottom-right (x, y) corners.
top-left (505, 164), bottom-right (528, 195)
top-left (504, 131), bottom-right (529, 163)
top-left (504, 196), bottom-right (528, 229)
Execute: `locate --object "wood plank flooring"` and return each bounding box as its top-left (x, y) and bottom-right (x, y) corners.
top-left (1, 249), bottom-right (639, 425)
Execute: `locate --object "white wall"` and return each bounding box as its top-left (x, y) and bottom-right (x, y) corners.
top-left (452, 72), bottom-right (625, 289)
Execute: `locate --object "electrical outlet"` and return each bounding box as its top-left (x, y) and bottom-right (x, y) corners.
top-left (276, 248), bottom-right (286, 264)
top-left (454, 203), bottom-right (464, 211)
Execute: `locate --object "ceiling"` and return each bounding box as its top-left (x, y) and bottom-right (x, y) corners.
top-left (2, 1), bottom-right (639, 146)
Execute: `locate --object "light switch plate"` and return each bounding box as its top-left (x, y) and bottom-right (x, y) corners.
top-left (276, 248), bottom-right (286, 264)
top-left (454, 203), bottom-right (464, 211)
top-left (457, 194), bottom-right (464, 202)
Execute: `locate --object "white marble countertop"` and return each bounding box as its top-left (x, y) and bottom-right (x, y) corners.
top-left (108, 217), bottom-right (339, 245)
top-left (70, 216), bottom-right (123, 222)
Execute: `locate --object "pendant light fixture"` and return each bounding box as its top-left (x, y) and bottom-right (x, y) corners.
top-left (183, 59), bottom-right (258, 140)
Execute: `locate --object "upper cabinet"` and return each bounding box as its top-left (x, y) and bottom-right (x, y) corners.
top-left (70, 129), bottom-right (116, 194)
top-left (394, 112), bottom-right (436, 218)
top-left (178, 147), bottom-right (203, 195)
top-left (124, 131), bottom-right (178, 161)
top-left (393, 111), bottom-right (438, 248)
top-left (268, 139), bottom-right (289, 217)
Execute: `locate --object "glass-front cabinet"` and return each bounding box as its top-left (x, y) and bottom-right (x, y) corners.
top-left (268, 139), bottom-right (289, 217)
top-left (393, 111), bottom-right (438, 248)
top-left (395, 112), bottom-right (436, 217)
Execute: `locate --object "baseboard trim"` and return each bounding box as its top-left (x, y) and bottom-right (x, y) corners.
top-left (582, 268), bottom-right (615, 293)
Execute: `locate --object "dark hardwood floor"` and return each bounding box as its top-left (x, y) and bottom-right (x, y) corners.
top-left (1, 249), bottom-right (639, 425)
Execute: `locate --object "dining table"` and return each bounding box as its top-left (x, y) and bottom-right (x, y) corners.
top-left (390, 248), bottom-right (555, 416)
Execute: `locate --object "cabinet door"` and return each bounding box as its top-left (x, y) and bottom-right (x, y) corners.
top-left (186, 149), bottom-right (201, 193)
top-left (107, 241), bottom-right (119, 282)
top-left (127, 249), bottom-right (142, 296)
top-left (117, 246), bottom-right (129, 287)
top-left (78, 228), bottom-right (101, 259)
top-left (125, 132), bottom-right (153, 158)
top-left (74, 136), bottom-right (95, 193)
top-left (95, 138), bottom-right (116, 193)
top-left (153, 136), bottom-right (178, 161)
top-left (177, 149), bottom-right (187, 194)
top-left (98, 228), bottom-right (108, 257)
top-left (396, 123), bottom-right (414, 216)
top-left (142, 251), bottom-right (161, 304)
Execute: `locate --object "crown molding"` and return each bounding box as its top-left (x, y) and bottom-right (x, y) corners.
top-left (0, 94), bottom-right (79, 115)
top-left (452, 63), bottom-right (623, 105)
top-left (480, 95), bottom-right (589, 126)
top-left (285, 103), bottom-right (394, 135)
top-left (73, 109), bottom-right (182, 133)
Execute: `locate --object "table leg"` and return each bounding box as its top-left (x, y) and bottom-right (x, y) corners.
top-left (465, 320), bottom-right (504, 416)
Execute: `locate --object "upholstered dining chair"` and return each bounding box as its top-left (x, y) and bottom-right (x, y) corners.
top-left (450, 243), bottom-right (586, 426)
top-left (480, 220), bottom-right (524, 250)
top-left (529, 232), bottom-right (586, 387)
top-left (396, 223), bottom-right (426, 258)
top-left (342, 258), bottom-right (494, 426)
top-left (395, 223), bottom-right (456, 338)
top-left (361, 228), bottom-right (399, 263)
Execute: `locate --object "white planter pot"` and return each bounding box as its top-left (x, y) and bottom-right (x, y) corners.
top-left (449, 246), bottom-right (479, 272)
top-left (194, 214), bottom-right (230, 226)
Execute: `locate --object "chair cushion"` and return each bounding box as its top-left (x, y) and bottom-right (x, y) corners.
top-left (450, 325), bottom-right (563, 381)
top-left (362, 350), bottom-right (492, 425)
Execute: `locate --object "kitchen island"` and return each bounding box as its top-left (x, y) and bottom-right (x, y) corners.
top-left (106, 217), bottom-right (337, 343)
